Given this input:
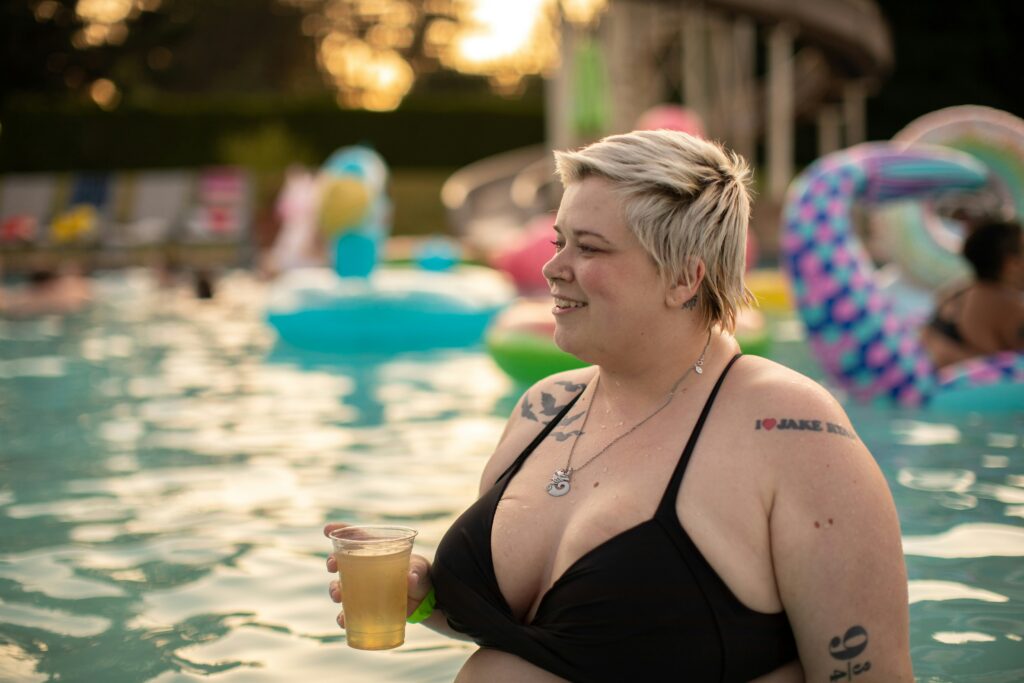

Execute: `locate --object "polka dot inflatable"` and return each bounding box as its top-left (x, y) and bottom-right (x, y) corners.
top-left (782, 143), bottom-right (1024, 411)
top-left (871, 106), bottom-right (1024, 291)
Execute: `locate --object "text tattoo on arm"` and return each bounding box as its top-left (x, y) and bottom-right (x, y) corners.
top-left (754, 417), bottom-right (857, 440)
top-left (828, 625), bottom-right (871, 682)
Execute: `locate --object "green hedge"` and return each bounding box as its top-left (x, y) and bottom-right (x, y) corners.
top-left (0, 95), bottom-right (546, 172)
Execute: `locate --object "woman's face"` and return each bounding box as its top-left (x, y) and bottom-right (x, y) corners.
top-left (542, 176), bottom-right (671, 363)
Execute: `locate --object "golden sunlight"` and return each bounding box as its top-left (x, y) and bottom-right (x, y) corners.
top-left (89, 78), bottom-right (121, 110)
top-left (289, 0), bottom-right (609, 108)
top-left (74, 0), bottom-right (149, 47)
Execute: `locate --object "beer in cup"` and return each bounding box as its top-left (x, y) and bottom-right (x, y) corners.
top-left (330, 525), bottom-right (418, 650)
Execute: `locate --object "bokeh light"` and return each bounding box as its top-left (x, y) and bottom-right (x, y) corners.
top-left (279, 0), bottom-right (609, 109)
top-left (74, 0), bottom-right (151, 47)
top-left (89, 78), bottom-right (121, 110)
top-left (47, 0), bottom-right (610, 111)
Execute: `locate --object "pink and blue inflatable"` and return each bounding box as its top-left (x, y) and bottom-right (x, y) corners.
top-left (782, 143), bottom-right (1024, 412)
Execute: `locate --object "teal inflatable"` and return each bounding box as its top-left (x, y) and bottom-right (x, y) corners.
top-left (267, 265), bottom-right (514, 352)
top-left (266, 146), bottom-right (515, 353)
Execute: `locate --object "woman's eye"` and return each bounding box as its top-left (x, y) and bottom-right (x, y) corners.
top-left (550, 240), bottom-right (564, 251)
top-left (578, 244), bottom-right (599, 253)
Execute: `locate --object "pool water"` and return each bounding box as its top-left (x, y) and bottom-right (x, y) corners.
top-left (1, 271), bottom-right (1021, 683)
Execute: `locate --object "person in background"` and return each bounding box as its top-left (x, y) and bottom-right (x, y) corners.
top-left (327, 130), bottom-right (913, 682)
top-left (922, 220), bottom-right (1024, 368)
top-left (194, 269), bottom-right (215, 299)
top-left (0, 261), bottom-right (91, 317)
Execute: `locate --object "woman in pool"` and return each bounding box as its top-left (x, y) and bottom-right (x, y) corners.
top-left (921, 219), bottom-right (1024, 369)
top-left (326, 130), bottom-right (913, 682)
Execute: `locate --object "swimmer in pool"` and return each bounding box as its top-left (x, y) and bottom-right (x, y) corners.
top-left (922, 220), bottom-right (1024, 369)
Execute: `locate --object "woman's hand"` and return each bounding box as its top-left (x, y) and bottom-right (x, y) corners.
top-left (323, 522), bottom-right (433, 629)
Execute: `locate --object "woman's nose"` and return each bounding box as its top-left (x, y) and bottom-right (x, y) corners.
top-left (542, 247), bottom-right (571, 285)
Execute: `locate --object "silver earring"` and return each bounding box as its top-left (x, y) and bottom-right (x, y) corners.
top-left (681, 295), bottom-right (697, 310)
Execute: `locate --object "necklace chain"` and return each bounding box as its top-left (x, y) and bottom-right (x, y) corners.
top-left (546, 332), bottom-right (713, 497)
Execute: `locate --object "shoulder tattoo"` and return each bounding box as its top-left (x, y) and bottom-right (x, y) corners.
top-left (754, 416), bottom-right (858, 441)
top-left (520, 380), bottom-right (587, 425)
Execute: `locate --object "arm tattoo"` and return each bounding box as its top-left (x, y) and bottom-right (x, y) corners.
top-left (754, 417), bottom-right (857, 440)
top-left (828, 625), bottom-right (871, 681)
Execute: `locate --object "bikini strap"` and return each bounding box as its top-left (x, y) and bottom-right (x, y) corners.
top-left (657, 353), bottom-right (743, 517)
top-left (493, 389), bottom-right (586, 486)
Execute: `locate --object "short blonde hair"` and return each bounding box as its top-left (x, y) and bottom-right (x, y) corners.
top-left (554, 130), bottom-right (754, 332)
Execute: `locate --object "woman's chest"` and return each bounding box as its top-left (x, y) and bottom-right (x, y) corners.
top-left (489, 432), bottom-right (684, 621)
top-left (489, 422), bottom-right (778, 620)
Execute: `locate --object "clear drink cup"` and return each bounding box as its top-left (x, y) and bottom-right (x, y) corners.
top-left (329, 525), bottom-right (418, 650)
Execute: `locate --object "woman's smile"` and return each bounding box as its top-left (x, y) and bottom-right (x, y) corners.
top-left (552, 295), bottom-right (588, 314)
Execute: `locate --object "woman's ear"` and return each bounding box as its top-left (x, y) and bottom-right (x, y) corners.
top-left (665, 259), bottom-right (706, 308)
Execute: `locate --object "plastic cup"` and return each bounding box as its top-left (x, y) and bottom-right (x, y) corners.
top-left (330, 525), bottom-right (418, 650)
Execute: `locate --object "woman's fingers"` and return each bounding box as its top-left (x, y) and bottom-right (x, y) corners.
top-left (406, 554), bottom-right (434, 618)
top-left (324, 523), bottom-right (350, 631)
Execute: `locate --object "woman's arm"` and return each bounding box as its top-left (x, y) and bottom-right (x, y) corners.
top-left (764, 387), bottom-right (913, 682)
top-left (322, 368), bottom-right (592, 643)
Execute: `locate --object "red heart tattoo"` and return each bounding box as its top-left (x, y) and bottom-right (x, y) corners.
top-left (762, 418), bottom-right (777, 430)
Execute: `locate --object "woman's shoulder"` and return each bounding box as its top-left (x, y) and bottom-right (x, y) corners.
top-left (724, 355), bottom-right (867, 471)
top-left (477, 366), bottom-right (597, 494)
top-left (730, 355), bottom-right (846, 416)
top-left (499, 366), bottom-right (596, 448)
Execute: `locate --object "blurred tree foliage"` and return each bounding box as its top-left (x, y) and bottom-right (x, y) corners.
top-left (0, 0), bottom-right (321, 105)
top-left (1, 0), bottom-right (1021, 167)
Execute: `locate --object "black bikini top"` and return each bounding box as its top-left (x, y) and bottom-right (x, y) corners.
top-left (927, 287), bottom-right (969, 345)
top-left (431, 355), bottom-right (797, 682)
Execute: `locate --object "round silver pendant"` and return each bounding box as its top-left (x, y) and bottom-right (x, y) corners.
top-left (546, 469), bottom-right (572, 497)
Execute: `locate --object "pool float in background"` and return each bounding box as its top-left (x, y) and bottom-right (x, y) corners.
top-left (486, 298), bottom-right (587, 384)
top-left (268, 264), bottom-right (514, 352)
top-left (266, 165), bottom-right (321, 273)
top-left (267, 146), bottom-right (515, 353)
top-left (870, 106), bottom-right (1024, 292)
top-left (487, 299), bottom-right (773, 385)
top-left (489, 213), bottom-right (556, 295)
top-left (745, 268), bottom-right (792, 313)
top-left (636, 104), bottom-right (707, 139)
top-left (782, 143), bottom-right (1024, 411)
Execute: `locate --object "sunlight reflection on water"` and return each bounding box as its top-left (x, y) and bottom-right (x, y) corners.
top-left (0, 271), bottom-right (1021, 683)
